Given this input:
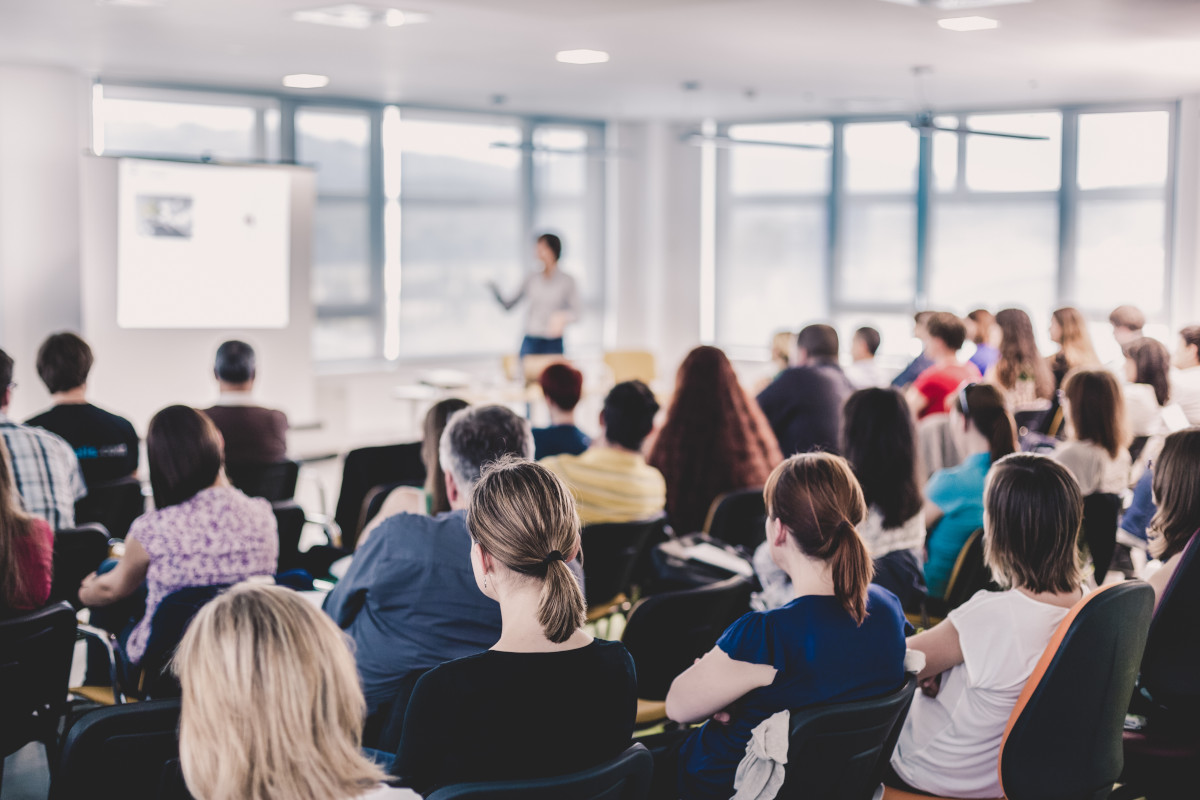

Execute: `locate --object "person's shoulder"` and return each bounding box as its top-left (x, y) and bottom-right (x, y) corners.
top-left (947, 587), bottom-right (1018, 622)
top-left (18, 422), bottom-right (76, 457)
top-left (23, 408), bottom-right (56, 427)
top-left (865, 583), bottom-right (906, 623)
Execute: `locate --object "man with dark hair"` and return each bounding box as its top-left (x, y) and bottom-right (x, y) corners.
top-left (756, 323), bottom-right (855, 456)
top-left (907, 312), bottom-right (981, 419)
top-left (203, 340), bottom-right (289, 465)
top-left (533, 362), bottom-right (591, 459)
top-left (891, 311), bottom-right (936, 389)
top-left (0, 347), bottom-right (86, 530)
top-left (846, 326), bottom-right (886, 389)
top-left (26, 332), bottom-right (139, 486)
top-left (540, 380), bottom-right (665, 524)
top-left (1171, 325), bottom-right (1200, 425)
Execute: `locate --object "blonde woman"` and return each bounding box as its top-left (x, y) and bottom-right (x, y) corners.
top-left (393, 457), bottom-right (637, 796)
top-left (173, 584), bottom-right (418, 800)
top-left (1047, 307), bottom-right (1101, 391)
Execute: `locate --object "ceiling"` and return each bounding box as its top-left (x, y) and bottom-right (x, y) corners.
top-left (3, 0), bottom-right (1200, 120)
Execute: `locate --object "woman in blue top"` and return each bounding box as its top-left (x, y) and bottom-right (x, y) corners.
top-left (666, 453), bottom-right (909, 800)
top-left (923, 383), bottom-right (1018, 598)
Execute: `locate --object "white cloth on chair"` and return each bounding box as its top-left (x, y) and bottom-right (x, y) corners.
top-left (731, 710), bottom-right (791, 800)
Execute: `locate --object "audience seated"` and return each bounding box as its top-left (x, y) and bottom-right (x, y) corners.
top-left (0, 437), bottom-right (53, 614)
top-left (532, 362), bottom-right (591, 460)
top-left (965, 309), bottom-right (1000, 376)
top-left (755, 388), bottom-right (927, 611)
top-left (907, 312), bottom-right (981, 419)
top-left (1124, 337), bottom-right (1173, 438)
top-left (1052, 370), bottom-right (1131, 495)
top-left (174, 583), bottom-right (418, 800)
top-left (25, 332), bottom-right (139, 487)
top-left (541, 380), bottom-right (665, 525)
top-left (393, 458), bottom-right (636, 795)
top-left (78, 405), bottom-right (278, 666)
top-left (1047, 307), bottom-right (1101, 391)
top-left (1109, 304), bottom-right (1146, 374)
top-left (646, 346), bottom-right (782, 536)
top-left (754, 330), bottom-right (796, 394)
top-left (757, 324), bottom-right (855, 456)
top-left (0, 348), bottom-right (85, 531)
top-left (845, 326), bottom-right (887, 389)
top-left (924, 383), bottom-right (1018, 599)
top-left (1118, 467), bottom-right (1155, 551)
top-left (987, 308), bottom-right (1055, 412)
top-left (1170, 325), bottom-right (1200, 425)
top-left (1144, 429), bottom-right (1200, 605)
top-left (886, 454), bottom-right (1085, 799)
top-left (324, 405), bottom-right (528, 715)
top-left (891, 311), bottom-right (934, 389)
top-left (202, 340), bottom-right (289, 466)
top-left (664, 453), bottom-right (908, 800)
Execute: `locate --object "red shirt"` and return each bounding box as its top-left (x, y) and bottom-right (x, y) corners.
top-left (9, 518), bottom-right (53, 611)
top-left (913, 362), bottom-right (982, 419)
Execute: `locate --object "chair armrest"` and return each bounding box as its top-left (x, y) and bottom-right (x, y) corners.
top-left (75, 624), bottom-right (127, 705)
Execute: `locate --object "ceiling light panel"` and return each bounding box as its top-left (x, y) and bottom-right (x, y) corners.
top-left (938, 15), bottom-right (1000, 30)
top-left (556, 49), bottom-right (610, 65)
top-left (292, 4), bottom-right (429, 30)
top-left (283, 73), bottom-right (330, 88)
top-left (880, 0), bottom-right (1028, 8)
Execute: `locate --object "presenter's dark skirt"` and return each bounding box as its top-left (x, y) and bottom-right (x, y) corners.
top-left (520, 336), bottom-right (564, 357)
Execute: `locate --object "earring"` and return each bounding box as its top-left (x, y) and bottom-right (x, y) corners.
top-left (483, 574), bottom-right (489, 590)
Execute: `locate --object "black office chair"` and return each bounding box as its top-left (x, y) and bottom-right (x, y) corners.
top-left (363, 668), bottom-right (431, 753)
top-left (50, 523), bottom-right (112, 609)
top-left (581, 517), bottom-right (664, 621)
top-left (50, 698), bottom-right (183, 800)
top-left (272, 500), bottom-right (306, 573)
top-left (225, 459), bottom-right (301, 502)
top-left (777, 674), bottom-right (918, 800)
top-left (74, 475), bottom-right (145, 539)
top-left (335, 442), bottom-right (426, 550)
top-left (1081, 493), bottom-right (1122, 587)
top-left (704, 487), bottom-right (767, 551)
top-left (137, 585), bottom-right (229, 700)
top-left (0, 601), bottom-right (76, 787)
top-left (425, 743), bottom-right (653, 800)
top-left (919, 529), bottom-right (996, 627)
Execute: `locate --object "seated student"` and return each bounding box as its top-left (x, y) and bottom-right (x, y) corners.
top-left (1052, 370), bottom-right (1131, 496)
top-left (203, 340), bottom-right (289, 466)
top-left (174, 584), bottom-right (419, 800)
top-left (966, 309), bottom-right (1000, 377)
top-left (1108, 304), bottom-right (1146, 376)
top-left (323, 405), bottom-right (529, 715)
top-left (666, 453), bottom-right (908, 800)
top-left (757, 324), bottom-right (855, 456)
top-left (1144, 428), bottom-right (1200, 606)
top-left (26, 332), bottom-right (139, 486)
top-left (845, 326), bottom-right (887, 389)
top-left (540, 380), bottom-right (665, 525)
top-left (987, 308), bottom-right (1055, 413)
top-left (908, 312), bottom-right (981, 419)
top-left (887, 454), bottom-right (1085, 799)
top-left (78, 405), bottom-right (278, 666)
top-left (0, 349), bottom-right (85, 531)
top-left (891, 311), bottom-right (934, 390)
top-left (1170, 325), bottom-right (1200, 426)
top-left (924, 384), bottom-right (1018, 599)
top-left (532, 362), bottom-right (591, 460)
top-left (1124, 337), bottom-right (1173, 438)
top-left (1047, 307), bottom-right (1101, 391)
top-left (0, 438), bottom-right (53, 615)
top-left (394, 458), bottom-right (636, 795)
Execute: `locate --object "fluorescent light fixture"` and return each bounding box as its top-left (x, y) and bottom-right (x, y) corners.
top-left (292, 4), bottom-right (429, 29)
top-left (96, 0), bottom-right (164, 6)
top-left (556, 49), bottom-right (610, 65)
top-left (283, 73), bottom-right (330, 89)
top-left (384, 8), bottom-right (428, 26)
top-left (881, 0), bottom-right (1027, 7)
top-left (938, 15), bottom-right (1000, 30)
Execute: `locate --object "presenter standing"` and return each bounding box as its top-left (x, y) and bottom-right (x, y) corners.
top-left (489, 233), bottom-right (580, 358)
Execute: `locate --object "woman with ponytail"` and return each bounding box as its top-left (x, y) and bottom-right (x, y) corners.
top-left (666, 453), bottom-right (908, 800)
top-left (923, 383), bottom-right (1018, 599)
top-left (393, 457), bottom-right (636, 796)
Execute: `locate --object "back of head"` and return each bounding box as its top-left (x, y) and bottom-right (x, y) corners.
top-left (841, 388), bottom-right (921, 529)
top-left (771, 331), bottom-right (795, 364)
top-left (967, 309), bottom-right (994, 345)
top-left (1180, 325), bottom-right (1200, 353)
top-left (925, 312), bottom-right (967, 352)
top-left (1053, 307), bottom-right (1099, 368)
top-left (796, 324), bottom-right (839, 361)
top-left (539, 362), bottom-right (584, 411)
top-left (36, 332), bottom-right (93, 394)
top-left (953, 383), bottom-right (1018, 460)
top-left (422, 398), bottom-right (470, 514)
top-left (214, 340), bottom-right (256, 385)
top-left (764, 453), bottom-right (873, 623)
top-left (995, 308), bottom-right (1053, 397)
top-left (147, 405), bottom-right (224, 509)
top-left (468, 457), bottom-right (584, 643)
top-left (0, 436), bottom-right (37, 609)
top-left (439, 404), bottom-right (534, 494)
top-left (1127, 337), bottom-right (1171, 406)
top-left (1109, 304), bottom-right (1146, 333)
top-left (1149, 428), bottom-right (1200, 561)
top-left (1062, 370), bottom-right (1127, 458)
top-left (854, 327), bottom-right (881, 357)
top-left (537, 232), bottom-right (562, 261)
top-left (173, 584), bottom-right (384, 800)
top-left (603, 380), bottom-right (659, 451)
top-left (983, 453), bottom-right (1083, 595)
top-left (0, 348), bottom-right (13, 405)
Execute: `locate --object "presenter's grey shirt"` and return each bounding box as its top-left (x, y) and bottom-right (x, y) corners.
top-left (495, 269), bottom-right (581, 338)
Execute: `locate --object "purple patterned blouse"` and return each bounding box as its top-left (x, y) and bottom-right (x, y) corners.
top-left (125, 486), bottom-right (278, 663)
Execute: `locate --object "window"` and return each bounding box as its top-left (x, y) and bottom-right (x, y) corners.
top-left (964, 112), bottom-right (1061, 192)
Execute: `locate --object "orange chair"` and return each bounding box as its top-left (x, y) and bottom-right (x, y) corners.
top-left (884, 580), bottom-right (1154, 800)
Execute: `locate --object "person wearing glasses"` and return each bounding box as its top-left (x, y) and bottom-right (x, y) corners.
top-left (923, 383), bottom-right (1018, 599)
top-left (489, 233), bottom-right (581, 359)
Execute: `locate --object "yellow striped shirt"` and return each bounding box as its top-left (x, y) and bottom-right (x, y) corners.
top-left (540, 447), bottom-right (666, 526)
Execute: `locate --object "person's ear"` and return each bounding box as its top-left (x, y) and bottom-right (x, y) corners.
top-left (445, 470), bottom-right (460, 505)
top-left (770, 517), bottom-right (789, 548)
top-left (599, 409), bottom-right (606, 430)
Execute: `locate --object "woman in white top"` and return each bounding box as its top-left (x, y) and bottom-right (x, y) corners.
top-left (1144, 429), bottom-right (1200, 606)
top-left (173, 584), bottom-right (418, 800)
top-left (489, 233), bottom-right (581, 358)
top-left (886, 454), bottom-right (1084, 799)
top-left (1124, 337), bottom-right (1172, 438)
top-left (1053, 370), bottom-right (1131, 496)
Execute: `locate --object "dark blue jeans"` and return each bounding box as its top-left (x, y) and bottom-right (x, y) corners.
top-left (520, 336), bottom-right (564, 357)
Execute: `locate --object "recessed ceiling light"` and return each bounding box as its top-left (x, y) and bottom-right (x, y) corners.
top-left (938, 15), bottom-right (1000, 30)
top-left (96, 0), bottom-right (164, 6)
top-left (283, 74), bottom-right (330, 89)
top-left (556, 49), bottom-right (610, 65)
top-left (292, 4), bottom-right (429, 30)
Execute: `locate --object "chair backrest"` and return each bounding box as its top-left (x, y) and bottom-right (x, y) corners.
top-left (74, 475), bottom-right (146, 539)
top-left (272, 501), bottom-right (306, 573)
top-left (581, 517), bottom-right (663, 608)
top-left (0, 601), bottom-right (76, 759)
top-left (51, 698), bottom-right (183, 800)
top-left (1139, 530), bottom-right (1200, 718)
top-left (622, 575), bottom-right (754, 699)
top-left (943, 529), bottom-right (996, 611)
top-left (999, 581), bottom-right (1154, 800)
top-left (425, 743), bottom-right (653, 800)
top-left (50, 523), bottom-right (112, 609)
top-left (777, 674), bottom-right (919, 800)
top-left (138, 585), bottom-right (229, 699)
top-left (703, 487), bottom-right (767, 549)
top-left (603, 350), bottom-right (656, 385)
top-left (1081, 492), bottom-right (1122, 586)
top-left (224, 459), bottom-right (301, 503)
top-left (334, 442), bottom-right (426, 549)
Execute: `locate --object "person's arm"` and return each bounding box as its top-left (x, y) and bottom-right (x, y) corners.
top-left (489, 274), bottom-right (528, 311)
top-left (392, 670), bottom-right (446, 794)
top-left (923, 499), bottom-right (944, 531)
top-left (906, 385), bottom-right (930, 417)
top-left (665, 646), bottom-right (777, 724)
top-left (906, 618), bottom-right (964, 697)
top-left (79, 537), bottom-right (150, 607)
top-left (322, 532), bottom-right (385, 626)
top-left (357, 490), bottom-right (425, 549)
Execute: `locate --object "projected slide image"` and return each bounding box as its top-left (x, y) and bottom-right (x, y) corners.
top-left (136, 195), bottom-right (194, 238)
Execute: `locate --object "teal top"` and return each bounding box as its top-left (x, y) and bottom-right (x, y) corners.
top-left (924, 452), bottom-right (991, 598)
